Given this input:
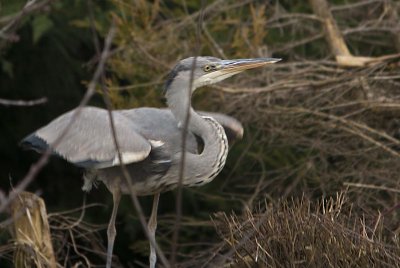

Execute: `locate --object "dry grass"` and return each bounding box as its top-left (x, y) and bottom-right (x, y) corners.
top-left (47, 205), bottom-right (112, 267)
top-left (198, 193), bottom-right (400, 267)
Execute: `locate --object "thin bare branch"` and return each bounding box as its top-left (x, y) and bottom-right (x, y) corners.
top-left (0, 0), bottom-right (53, 49)
top-left (0, 97), bottom-right (47, 107)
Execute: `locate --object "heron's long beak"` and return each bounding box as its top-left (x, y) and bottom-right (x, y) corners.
top-left (219, 58), bottom-right (281, 73)
top-left (196, 58), bottom-right (281, 86)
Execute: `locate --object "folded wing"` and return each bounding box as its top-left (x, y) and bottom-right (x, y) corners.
top-left (21, 107), bottom-right (152, 169)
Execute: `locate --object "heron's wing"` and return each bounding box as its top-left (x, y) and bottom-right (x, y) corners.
top-left (21, 107), bottom-right (152, 169)
top-left (119, 108), bottom-right (199, 154)
top-left (198, 111), bottom-right (244, 145)
top-left (120, 108), bottom-right (243, 148)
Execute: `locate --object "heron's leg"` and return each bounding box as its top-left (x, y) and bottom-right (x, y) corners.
top-left (148, 193), bottom-right (160, 268)
top-left (106, 186), bottom-right (121, 268)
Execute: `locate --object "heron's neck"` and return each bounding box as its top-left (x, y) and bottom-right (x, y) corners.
top-left (165, 77), bottom-right (228, 184)
top-left (165, 78), bottom-right (205, 136)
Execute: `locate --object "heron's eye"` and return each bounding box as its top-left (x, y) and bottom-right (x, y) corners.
top-left (203, 64), bottom-right (216, 72)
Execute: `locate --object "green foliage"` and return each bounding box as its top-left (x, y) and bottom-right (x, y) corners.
top-left (1, 59), bottom-right (13, 77)
top-left (32, 14), bottom-right (53, 44)
top-left (0, 0), bottom-right (26, 15)
top-left (97, 0), bottom-right (277, 109)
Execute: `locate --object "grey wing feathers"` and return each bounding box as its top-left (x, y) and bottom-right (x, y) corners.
top-left (119, 108), bottom-right (199, 154)
top-left (120, 108), bottom-right (244, 149)
top-left (21, 107), bottom-right (152, 168)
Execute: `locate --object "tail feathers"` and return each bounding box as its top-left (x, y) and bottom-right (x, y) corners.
top-left (20, 133), bottom-right (49, 153)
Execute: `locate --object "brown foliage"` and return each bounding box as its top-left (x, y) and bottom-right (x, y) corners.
top-left (210, 193), bottom-right (400, 267)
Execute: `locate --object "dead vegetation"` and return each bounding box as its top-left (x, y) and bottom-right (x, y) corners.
top-left (197, 1), bottom-right (400, 266)
top-left (211, 193), bottom-right (400, 267)
top-left (208, 0), bottom-right (400, 214)
top-left (2, 0), bottom-right (400, 267)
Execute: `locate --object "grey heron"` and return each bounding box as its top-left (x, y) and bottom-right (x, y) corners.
top-left (21, 56), bottom-right (280, 267)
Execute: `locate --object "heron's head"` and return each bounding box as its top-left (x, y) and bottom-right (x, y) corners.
top-left (164, 56), bottom-right (281, 93)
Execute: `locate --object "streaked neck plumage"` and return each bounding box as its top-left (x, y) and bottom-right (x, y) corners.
top-left (165, 72), bottom-right (228, 184)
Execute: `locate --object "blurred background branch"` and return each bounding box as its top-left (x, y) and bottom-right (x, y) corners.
top-left (0, 97), bottom-right (47, 106)
top-left (0, 0), bottom-right (53, 50)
